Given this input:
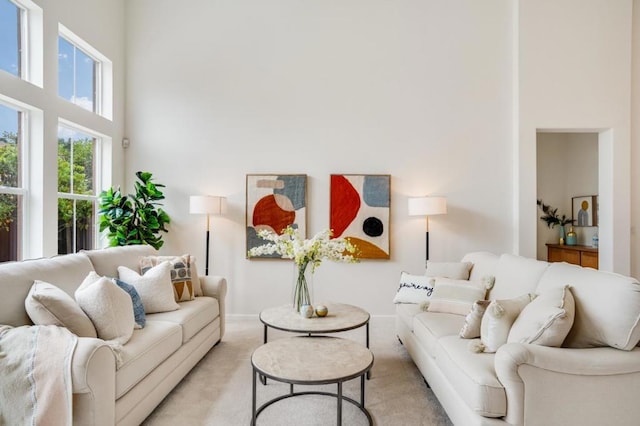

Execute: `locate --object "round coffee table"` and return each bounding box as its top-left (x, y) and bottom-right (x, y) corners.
top-left (259, 302), bottom-right (370, 344)
top-left (259, 302), bottom-right (371, 382)
top-left (251, 336), bottom-right (374, 426)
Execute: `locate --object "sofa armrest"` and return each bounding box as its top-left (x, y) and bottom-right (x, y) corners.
top-left (495, 343), bottom-right (640, 426)
top-left (71, 337), bottom-right (116, 426)
top-left (201, 275), bottom-right (227, 340)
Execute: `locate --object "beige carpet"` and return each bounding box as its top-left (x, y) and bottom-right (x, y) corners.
top-left (143, 317), bottom-right (452, 425)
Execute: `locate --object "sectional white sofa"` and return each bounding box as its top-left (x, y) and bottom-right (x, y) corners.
top-left (396, 252), bottom-right (640, 426)
top-left (0, 245), bottom-right (227, 425)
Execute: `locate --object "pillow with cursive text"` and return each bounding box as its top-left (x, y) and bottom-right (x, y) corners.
top-left (393, 272), bottom-right (435, 305)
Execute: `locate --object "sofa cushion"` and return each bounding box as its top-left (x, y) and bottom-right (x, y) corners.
top-left (75, 272), bottom-right (135, 346)
top-left (0, 253), bottom-right (95, 327)
top-left (25, 280), bottom-right (97, 337)
top-left (393, 272), bottom-right (434, 305)
top-left (395, 303), bottom-right (423, 332)
top-left (508, 285), bottom-right (575, 347)
top-left (436, 335), bottom-right (506, 417)
top-left (427, 277), bottom-right (487, 316)
top-left (488, 254), bottom-right (549, 300)
top-left (81, 245), bottom-right (157, 278)
top-left (146, 296), bottom-right (219, 343)
top-left (116, 321), bottom-right (182, 398)
top-left (413, 311), bottom-right (465, 358)
top-left (480, 294), bottom-right (533, 353)
top-left (140, 254), bottom-right (195, 302)
top-left (461, 252), bottom-right (500, 282)
top-left (118, 263), bottom-right (180, 314)
top-left (425, 261), bottom-right (473, 280)
top-left (536, 262), bottom-right (640, 350)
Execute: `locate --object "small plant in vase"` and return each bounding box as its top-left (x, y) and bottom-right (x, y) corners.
top-left (536, 199), bottom-right (574, 244)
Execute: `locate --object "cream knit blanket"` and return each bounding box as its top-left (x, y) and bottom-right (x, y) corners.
top-left (0, 325), bottom-right (77, 426)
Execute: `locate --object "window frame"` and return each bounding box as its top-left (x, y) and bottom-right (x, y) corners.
top-left (58, 24), bottom-right (112, 120)
top-left (0, 97), bottom-right (29, 260)
top-left (57, 120), bottom-right (103, 254)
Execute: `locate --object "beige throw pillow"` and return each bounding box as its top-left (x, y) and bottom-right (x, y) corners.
top-left (140, 254), bottom-right (196, 301)
top-left (425, 261), bottom-right (473, 280)
top-left (460, 300), bottom-right (491, 339)
top-left (75, 272), bottom-right (135, 346)
top-left (118, 262), bottom-right (179, 313)
top-left (25, 280), bottom-right (97, 338)
top-left (427, 277), bottom-right (488, 316)
top-left (508, 285), bottom-right (575, 347)
top-left (477, 293), bottom-right (534, 353)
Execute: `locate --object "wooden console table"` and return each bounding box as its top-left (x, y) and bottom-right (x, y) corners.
top-left (546, 243), bottom-right (598, 269)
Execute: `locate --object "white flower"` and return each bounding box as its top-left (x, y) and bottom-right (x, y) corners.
top-left (248, 226), bottom-right (358, 271)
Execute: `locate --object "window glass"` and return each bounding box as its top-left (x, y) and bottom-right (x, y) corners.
top-left (0, 103), bottom-right (22, 261)
top-left (58, 125), bottom-right (97, 254)
top-left (0, 0), bottom-right (20, 77)
top-left (58, 36), bottom-right (96, 112)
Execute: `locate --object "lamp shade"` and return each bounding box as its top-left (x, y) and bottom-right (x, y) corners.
top-left (408, 196), bottom-right (447, 216)
top-left (189, 195), bottom-right (224, 215)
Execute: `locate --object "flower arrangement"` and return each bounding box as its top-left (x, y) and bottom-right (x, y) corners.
top-left (248, 226), bottom-right (358, 312)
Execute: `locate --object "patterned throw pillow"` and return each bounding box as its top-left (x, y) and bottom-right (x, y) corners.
top-left (113, 278), bottom-right (146, 329)
top-left (140, 254), bottom-right (194, 302)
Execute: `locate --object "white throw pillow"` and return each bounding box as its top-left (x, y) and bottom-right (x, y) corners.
top-left (459, 300), bottom-right (491, 339)
top-left (425, 261), bottom-right (473, 280)
top-left (477, 293), bottom-right (534, 353)
top-left (393, 272), bottom-right (434, 304)
top-left (427, 277), bottom-right (488, 316)
top-left (118, 262), bottom-right (179, 313)
top-left (25, 280), bottom-right (97, 338)
top-left (75, 272), bottom-right (134, 346)
top-left (139, 254), bottom-right (197, 301)
top-left (508, 285), bottom-right (575, 347)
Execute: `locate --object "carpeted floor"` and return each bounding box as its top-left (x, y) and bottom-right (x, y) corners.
top-left (143, 316), bottom-right (452, 425)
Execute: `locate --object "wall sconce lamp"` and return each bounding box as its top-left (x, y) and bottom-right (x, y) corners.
top-left (189, 195), bottom-right (224, 275)
top-left (408, 196), bottom-right (447, 262)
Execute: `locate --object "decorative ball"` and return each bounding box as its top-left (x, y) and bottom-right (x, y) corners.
top-left (299, 304), bottom-right (314, 318)
top-left (315, 305), bottom-right (328, 317)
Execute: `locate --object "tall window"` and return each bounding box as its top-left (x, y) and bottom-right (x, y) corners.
top-left (0, 0), bottom-right (22, 77)
top-left (58, 36), bottom-right (97, 113)
top-left (0, 102), bottom-right (24, 261)
top-left (57, 124), bottom-right (99, 254)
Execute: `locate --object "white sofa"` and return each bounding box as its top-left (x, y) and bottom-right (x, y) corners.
top-left (396, 252), bottom-right (640, 426)
top-left (0, 245), bottom-right (227, 426)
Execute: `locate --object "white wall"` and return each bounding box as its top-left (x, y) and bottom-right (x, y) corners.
top-left (124, 0), bottom-right (638, 315)
top-left (536, 132), bottom-right (598, 260)
top-left (516, 0), bottom-right (632, 274)
top-left (124, 0), bottom-right (514, 315)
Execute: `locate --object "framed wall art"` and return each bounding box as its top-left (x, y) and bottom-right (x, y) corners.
top-left (330, 174), bottom-right (391, 259)
top-left (246, 174), bottom-right (307, 258)
top-left (572, 195), bottom-right (598, 227)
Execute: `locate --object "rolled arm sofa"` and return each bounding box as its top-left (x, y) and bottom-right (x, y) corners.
top-left (396, 252), bottom-right (640, 426)
top-left (0, 245), bottom-right (227, 426)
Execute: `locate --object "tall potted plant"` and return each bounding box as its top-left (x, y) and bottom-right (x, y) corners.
top-left (99, 171), bottom-right (170, 250)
